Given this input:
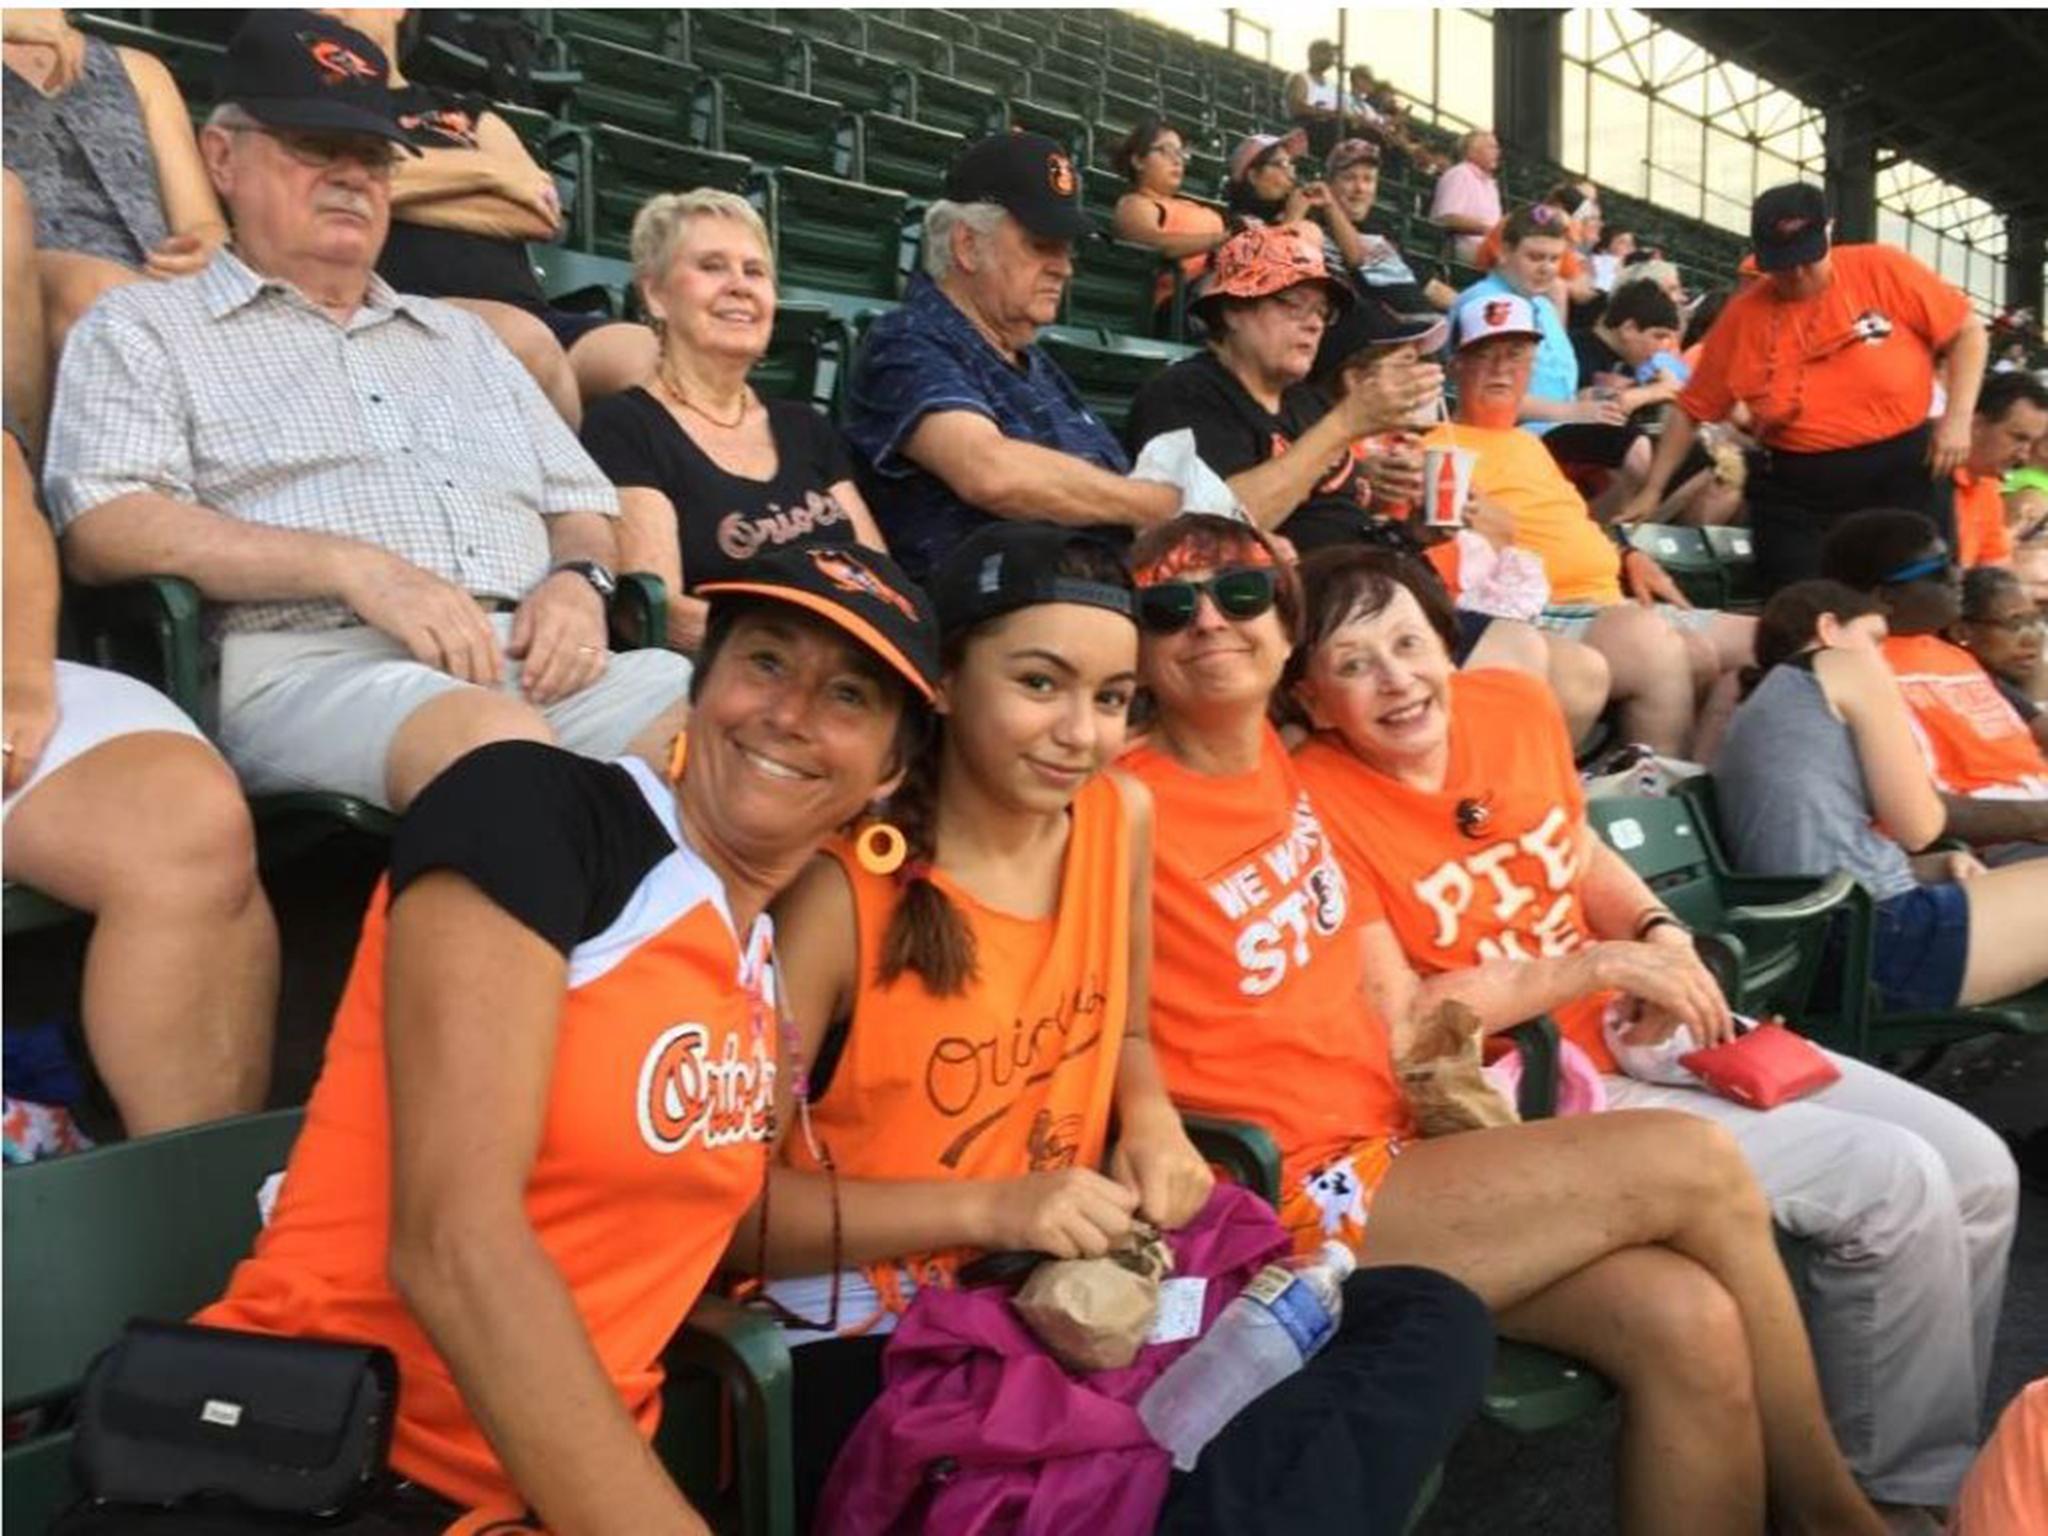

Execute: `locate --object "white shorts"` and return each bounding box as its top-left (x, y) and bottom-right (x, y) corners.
top-left (2, 661), bottom-right (206, 824)
top-left (1535, 601), bottom-right (1724, 642)
top-left (217, 617), bottom-right (691, 809)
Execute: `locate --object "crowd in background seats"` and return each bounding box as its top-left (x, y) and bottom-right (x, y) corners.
top-left (3, 9), bottom-right (2046, 1536)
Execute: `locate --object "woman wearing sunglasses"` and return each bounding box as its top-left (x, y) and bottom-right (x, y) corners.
top-left (756, 523), bottom-right (1490, 1534)
top-left (1124, 513), bottom-right (1891, 1536)
top-left (1289, 549), bottom-right (2017, 1530)
top-left (197, 546), bottom-right (938, 1534)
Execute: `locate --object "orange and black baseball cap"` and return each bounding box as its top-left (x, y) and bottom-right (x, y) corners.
top-left (944, 131), bottom-right (1093, 241)
top-left (1751, 183), bottom-right (1829, 272)
top-left (1190, 223), bottom-right (1354, 321)
top-left (218, 11), bottom-right (420, 152)
top-left (698, 546), bottom-right (941, 702)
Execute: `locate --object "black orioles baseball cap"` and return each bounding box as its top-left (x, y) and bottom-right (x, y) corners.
top-left (1751, 183), bottom-right (1830, 272)
top-left (698, 546), bottom-right (942, 703)
top-left (218, 10), bottom-right (420, 153)
top-left (927, 524), bottom-right (1135, 640)
top-left (943, 131), bottom-right (1093, 241)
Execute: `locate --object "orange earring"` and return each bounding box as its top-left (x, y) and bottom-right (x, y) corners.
top-left (666, 732), bottom-right (689, 785)
top-left (855, 819), bottom-right (908, 876)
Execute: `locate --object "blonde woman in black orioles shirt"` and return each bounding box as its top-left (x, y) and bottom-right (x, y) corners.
top-left (581, 189), bottom-right (886, 655)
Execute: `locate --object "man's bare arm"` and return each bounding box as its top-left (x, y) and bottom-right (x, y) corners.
top-left (905, 411), bottom-right (1178, 530)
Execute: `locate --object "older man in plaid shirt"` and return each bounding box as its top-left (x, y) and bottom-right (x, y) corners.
top-left (42, 12), bottom-right (687, 812)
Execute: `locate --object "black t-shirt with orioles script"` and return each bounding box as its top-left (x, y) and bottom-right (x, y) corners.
top-left (1125, 351), bottom-right (1382, 553)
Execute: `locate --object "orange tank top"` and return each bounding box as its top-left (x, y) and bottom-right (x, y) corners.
top-left (1292, 669), bottom-right (1618, 1069)
top-left (1129, 191), bottom-right (1226, 309)
top-left (1123, 724), bottom-right (1412, 1193)
top-left (200, 761), bottom-right (776, 1515)
top-left (790, 773), bottom-right (1132, 1296)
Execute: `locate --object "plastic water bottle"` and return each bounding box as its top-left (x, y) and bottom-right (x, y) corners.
top-left (1137, 1241), bottom-right (1356, 1471)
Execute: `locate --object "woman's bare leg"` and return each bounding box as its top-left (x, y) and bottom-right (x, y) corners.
top-left (1498, 1246), bottom-right (1763, 1535)
top-left (1358, 1110), bottom-right (1883, 1536)
top-left (444, 296), bottom-right (582, 426)
top-left (37, 248), bottom-right (141, 356)
top-left (1958, 860), bottom-right (2048, 1005)
top-left (4, 171), bottom-right (48, 456)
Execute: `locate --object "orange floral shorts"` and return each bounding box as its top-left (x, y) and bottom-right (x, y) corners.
top-left (1277, 1136), bottom-right (1404, 1256)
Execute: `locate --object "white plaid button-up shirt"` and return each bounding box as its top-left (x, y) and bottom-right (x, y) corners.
top-left (43, 248), bottom-right (618, 636)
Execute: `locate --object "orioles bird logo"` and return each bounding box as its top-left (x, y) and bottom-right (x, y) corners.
top-left (303, 35), bottom-right (381, 85)
top-left (807, 548), bottom-right (919, 622)
top-left (1774, 216), bottom-right (1812, 239)
top-left (1047, 152), bottom-right (1076, 197)
top-left (1482, 298), bottom-right (1514, 327)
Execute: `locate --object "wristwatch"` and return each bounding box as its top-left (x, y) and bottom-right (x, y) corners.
top-left (551, 559), bottom-right (618, 600)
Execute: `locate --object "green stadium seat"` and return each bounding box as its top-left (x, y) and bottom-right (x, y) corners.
top-left (589, 125), bottom-right (751, 258)
top-left (550, 7), bottom-right (680, 56)
top-left (997, 12), bottom-right (1057, 47)
top-left (492, 104), bottom-right (595, 251)
top-left (1008, 97), bottom-right (1092, 165)
top-left (1628, 523), bottom-right (1726, 609)
top-left (1103, 64), bottom-right (1158, 104)
top-left (798, 35), bottom-right (908, 116)
top-left (774, 7), bottom-right (867, 49)
top-left (1185, 149), bottom-right (1228, 201)
top-left (1037, 328), bottom-right (1190, 437)
top-left (860, 14), bottom-right (952, 73)
top-left (683, 10), bottom-right (801, 87)
top-left (945, 41), bottom-right (1017, 96)
top-left (563, 36), bottom-right (699, 139)
top-left (1211, 100), bottom-right (1260, 142)
top-left (1587, 790), bottom-right (1853, 1024)
top-left (898, 69), bottom-right (1007, 139)
top-left (1065, 238), bottom-right (1166, 337)
top-left (750, 302), bottom-right (853, 413)
top-left (1159, 62), bottom-right (1203, 97)
top-left (1025, 65), bottom-right (1099, 121)
top-left (529, 245), bottom-right (636, 316)
top-left (857, 112), bottom-right (964, 201)
top-left (1096, 89), bottom-right (1157, 137)
top-left (917, 11), bottom-right (982, 47)
top-left (974, 24), bottom-right (1042, 67)
top-left (1056, 15), bottom-right (1109, 52)
top-left (693, 76), bottom-right (854, 180)
top-left (1702, 524), bottom-right (1762, 611)
top-left (1081, 166), bottom-right (1129, 230)
top-left (758, 167), bottom-right (907, 302)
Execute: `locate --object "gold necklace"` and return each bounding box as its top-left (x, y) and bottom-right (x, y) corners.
top-left (658, 361), bottom-right (750, 430)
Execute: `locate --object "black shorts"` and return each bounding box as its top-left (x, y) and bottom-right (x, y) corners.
top-left (1452, 608), bottom-right (1495, 664)
top-left (1540, 421), bottom-right (1642, 469)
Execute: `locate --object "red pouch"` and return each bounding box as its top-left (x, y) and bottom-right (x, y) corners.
top-left (1679, 1020), bottom-right (1840, 1110)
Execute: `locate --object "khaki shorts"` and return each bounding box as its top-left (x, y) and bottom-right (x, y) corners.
top-left (218, 617), bottom-right (691, 808)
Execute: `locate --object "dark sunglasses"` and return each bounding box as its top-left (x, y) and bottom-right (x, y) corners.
top-left (1136, 567), bottom-right (1278, 634)
top-left (1878, 549), bottom-right (1956, 586)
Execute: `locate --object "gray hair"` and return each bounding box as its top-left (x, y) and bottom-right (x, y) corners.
top-left (630, 188), bottom-right (775, 288)
top-left (204, 101), bottom-right (260, 133)
top-left (1616, 259), bottom-right (1681, 295)
top-left (922, 199), bottom-right (1008, 279)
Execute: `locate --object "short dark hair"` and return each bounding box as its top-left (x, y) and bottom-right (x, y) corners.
top-left (1976, 370), bottom-right (2048, 424)
top-left (1960, 564), bottom-right (2028, 622)
top-left (1818, 509), bottom-right (1943, 592)
top-left (1281, 545), bottom-right (1461, 709)
top-left (1115, 114), bottom-right (1178, 186)
top-left (1744, 579), bottom-right (1884, 695)
top-left (1594, 226), bottom-right (1634, 254)
top-left (1501, 203), bottom-right (1569, 247)
top-left (1604, 280), bottom-right (1681, 333)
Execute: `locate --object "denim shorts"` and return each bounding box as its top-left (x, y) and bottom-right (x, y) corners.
top-left (1869, 881), bottom-right (1971, 1012)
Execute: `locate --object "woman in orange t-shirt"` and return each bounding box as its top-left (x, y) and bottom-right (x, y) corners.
top-left (198, 546), bottom-right (941, 1532)
top-left (1130, 513), bottom-right (1887, 1536)
top-left (1290, 549), bottom-right (2019, 1522)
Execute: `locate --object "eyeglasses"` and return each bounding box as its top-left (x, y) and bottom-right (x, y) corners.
top-left (1969, 611), bottom-right (2046, 634)
top-left (1137, 567), bottom-right (1279, 634)
top-left (1877, 550), bottom-right (1957, 586)
top-left (228, 124), bottom-right (399, 177)
top-left (1146, 144), bottom-right (1188, 162)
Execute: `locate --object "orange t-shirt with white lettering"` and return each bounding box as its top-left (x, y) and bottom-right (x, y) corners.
top-left (1679, 243), bottom-right (1971, 453)
top-left (1124, 725), bottom-right (1413, 1192)
top-left (1293, 669), bottom-right (1618, 1070)
top-left (1422, 421), bottom-right (1623, 604)
top-left (199, 754), bottom-right (775, 1516)
top-left (1882, 633), bottom-right (2048, 798)
top-left (1955, 467), bottom-right (2014, 568)
top-left (790, 774), bottom-right (1130, 1290)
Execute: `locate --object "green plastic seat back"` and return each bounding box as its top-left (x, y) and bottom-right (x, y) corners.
top-left (858, 112), bottom-right (962, 200)
top-left (763, 169), bottom-right (907, 301)
top-left (1585, 794), bottom-right (1728, 932)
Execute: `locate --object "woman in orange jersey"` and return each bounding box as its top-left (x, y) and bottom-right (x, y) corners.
top-left (1286, 546), bottom-right (2017, 1529)
top-left (1127, 513), bottom-right (1887, 1536)
top-left (196, 546), bottom-right (940, 1535)
top-left (760, 523), bottom-right (1492, 1535)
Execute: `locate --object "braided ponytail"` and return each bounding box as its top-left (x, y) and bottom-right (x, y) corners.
top-left (876, 739), bottom-right (978, 995)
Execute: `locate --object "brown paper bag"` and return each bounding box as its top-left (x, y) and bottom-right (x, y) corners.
top-left (1012, 1225), bottom-right (1173, 1373)
top-left (1397, 1000), bottom-right (1518, 1137)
